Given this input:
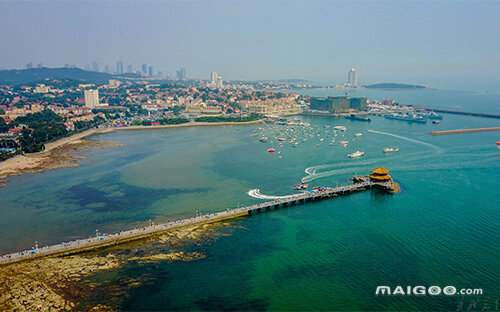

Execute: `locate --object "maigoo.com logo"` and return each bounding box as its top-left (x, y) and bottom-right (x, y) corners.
top-left (375, 286), bottom-right (483, 296)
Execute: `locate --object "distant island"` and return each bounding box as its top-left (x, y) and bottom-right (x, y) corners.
top-left (364, 83), bottom-right (428, 90)
top-left (0, 67), bottom-right (112, 85)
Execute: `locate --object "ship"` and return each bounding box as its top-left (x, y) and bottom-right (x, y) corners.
top-left (333, 125), bottom-right (347, 131)
top-left (383, 148), bottom-right (399, 153)
top-left (384, 113), bottom-right (427, 123)
top-left (348, 151), bottom-right (365, 158)
top-left (345, 114), bottom-right (371, 122)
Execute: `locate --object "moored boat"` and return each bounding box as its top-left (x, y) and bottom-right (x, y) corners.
top-left (383, 148), bottom-right (399, 153)
top-left (348, 151), bottom-right (365, 158)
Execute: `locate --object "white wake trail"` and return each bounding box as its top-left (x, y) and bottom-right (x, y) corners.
top-left (247, 189), bottom-right (302, 200)
top-left (368, 129), bottom-right (441, 151)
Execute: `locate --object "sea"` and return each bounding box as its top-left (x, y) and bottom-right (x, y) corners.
top-left (0, 88), bottom-right (499, 311)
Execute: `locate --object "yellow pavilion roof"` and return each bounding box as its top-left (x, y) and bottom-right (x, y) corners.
top-left (370, 173), bottom-right (392, 180)
top-left (372, 166), bottom-right (389, 174)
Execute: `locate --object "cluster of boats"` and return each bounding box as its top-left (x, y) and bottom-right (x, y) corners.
top-left (384, 111), bottom-right (442, 123)
top-left (254, 120), bottom-right (402, 159)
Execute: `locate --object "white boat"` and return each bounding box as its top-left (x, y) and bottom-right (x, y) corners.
top-left (355, 133), bottom-right (363, 137)
top-left (348, 151), bottom-right (365, 158)
top-left (383, 148), bottom-right (399, 153)
top-left (341, 143), bottom-right (348, 148)
top-left (333, 126), bottom-right (347, 131)
top-left (339, 140), bottom-right (349, 144)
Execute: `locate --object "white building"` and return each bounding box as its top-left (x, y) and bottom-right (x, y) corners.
top-left (348, 68), bottom-right (357, 87)
top-left (209, 72), bottom-right (223, 88)
top-left (84, 89), bottom-right (99, 108)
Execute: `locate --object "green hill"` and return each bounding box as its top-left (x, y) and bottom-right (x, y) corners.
top-left (0, 67), bottom-right (112, 85)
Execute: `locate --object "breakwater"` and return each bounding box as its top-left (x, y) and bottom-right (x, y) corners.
top-left (429, 127), bottom-right (500, 135)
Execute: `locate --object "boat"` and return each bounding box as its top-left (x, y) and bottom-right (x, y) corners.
top-left (316, 144), bottom-right (321, 147)
top-left (383, 148), bottom-right (399, 153)
top-left (355, 133), bottom-right (363, 137)
top-left (384, 113), bottom-right (427, 123)
top-left (497, 140), bottom-right (500, 150)
top-left (341, 143), bottom-right (348, 148)
top-left (345, 114), bottom-right (371, 122)
top-left (251, 133), bottom-right (259, 137)
top-left (259, 137), bottom-right (269, 142)
top-left (294, 184), bottom-right (309, 190)
top-left (334, 126), bottom-right (347, 131)
top-left (432, 120), bottom-right (440, 124)
top-left (339, 140), bottom-right (349, 144)
top-left (267, 148), bottom-right (276, 153)
top-left (278, 138), bottom-right (286, 142)
top-left (348, 151), bottom-right (365, 158)
top-left (428, 111), bottom-right (443, 120)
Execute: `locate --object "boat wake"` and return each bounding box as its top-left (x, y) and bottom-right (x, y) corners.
top-left (368, 129), bottom-right (441, 151)
top-left (247, 189), bottom-right (301, 200)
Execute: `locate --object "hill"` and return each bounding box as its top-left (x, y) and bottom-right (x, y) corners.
top-left (0, 67), bottom-right (112, 85)
top-left (364, 83), bottom-right (427, 89)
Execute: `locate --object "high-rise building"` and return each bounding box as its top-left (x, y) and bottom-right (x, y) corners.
top-left (104, 65), bottom-right (111, 74)
top-left (348, 68), bottom-right (357, 87)
top-left (84, 90), bottom-right (99, 108)
top-left (84, 64), bottom-right (91, 71)
top-left (148, 66), bottom-right (153, 77)
top-left (116, 60), bottom-right (124, 74)
top-left (157, 71), bottom-right (163, 79)
top-left (217, 77), bottom-right (223, 88)
top-left (211, 72), bottom-right (218, 84)
top-left (176, 67), bottom-right (186, 79)
top-left (92, 61), bottom-right (99, 72)
top-left (142, 64), bottom-right (147, 74)
top-left (126, 64), bottom-right (133, 73)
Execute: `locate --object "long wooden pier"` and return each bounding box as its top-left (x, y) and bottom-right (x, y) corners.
top-left (0, 179), bottom-right (396, 266)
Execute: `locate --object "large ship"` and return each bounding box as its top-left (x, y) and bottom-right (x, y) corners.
top-left (345, 114), bottom-right (371, 122)
top-left (384, 113), bottom-right (427, 123)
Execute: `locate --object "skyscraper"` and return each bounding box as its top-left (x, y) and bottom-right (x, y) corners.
top-left (142, 64), bottom-right (147, 74)
top-left (148, 66), bottom-right (153, 77)
top-left (126, 64), bottom-right (133, 73)
top-left (176, 67), bottom-right (186, 79)
top-left (209, 72), bottom-right (223, 87)
top-left (116, 60), bottom-right (124, 74)
top-left (84, 90), bottom-right (99, 108)
top-left (348, 68), bottom-right (357, 87)
top-left (104, 65), bottom-right (111, 74)
top-left (92, 61), bottom-right (99, 72)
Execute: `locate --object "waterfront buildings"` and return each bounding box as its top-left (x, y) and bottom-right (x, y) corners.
top-left (142, 64), bottom-right (147, 75)
top-left (309, 96), bottom-right (368, 113)
top-left (84, 89), bottom-right (99, 108)
top-left (148, 66), bottom-right (153, 77)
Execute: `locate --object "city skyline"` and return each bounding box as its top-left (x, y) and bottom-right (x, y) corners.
top-left (0, 1), bottom-right (499, 90)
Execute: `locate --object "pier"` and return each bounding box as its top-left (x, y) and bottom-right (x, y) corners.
top-left (429, 127), bottom-right (500, 135)
top-left (0, 170), bottom-right (398, 266)
top-left (427, 108), bottom-right (500, 119)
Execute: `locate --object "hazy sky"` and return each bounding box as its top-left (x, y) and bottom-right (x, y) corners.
top-left (0, 1), bottom-right (499, 89)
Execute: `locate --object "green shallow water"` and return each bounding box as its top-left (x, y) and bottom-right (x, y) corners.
top-left (0, 90), bottom-right (499, 311)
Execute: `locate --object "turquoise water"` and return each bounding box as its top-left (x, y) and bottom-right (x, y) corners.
top-left (0, 90), bottom-right (499, 310)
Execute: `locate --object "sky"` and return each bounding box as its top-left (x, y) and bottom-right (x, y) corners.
top-left (0, 1), bottom-right (499, 90)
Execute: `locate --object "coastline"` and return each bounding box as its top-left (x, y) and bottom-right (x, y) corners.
top-left (0, 119), bottom-right (264, 183)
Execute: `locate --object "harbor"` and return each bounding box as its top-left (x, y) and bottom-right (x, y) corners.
top-left (0, 167), bottom-right (398, 266)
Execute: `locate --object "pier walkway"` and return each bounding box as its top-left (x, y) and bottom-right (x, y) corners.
top-left (0, 179), bottom-right (395, 266)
